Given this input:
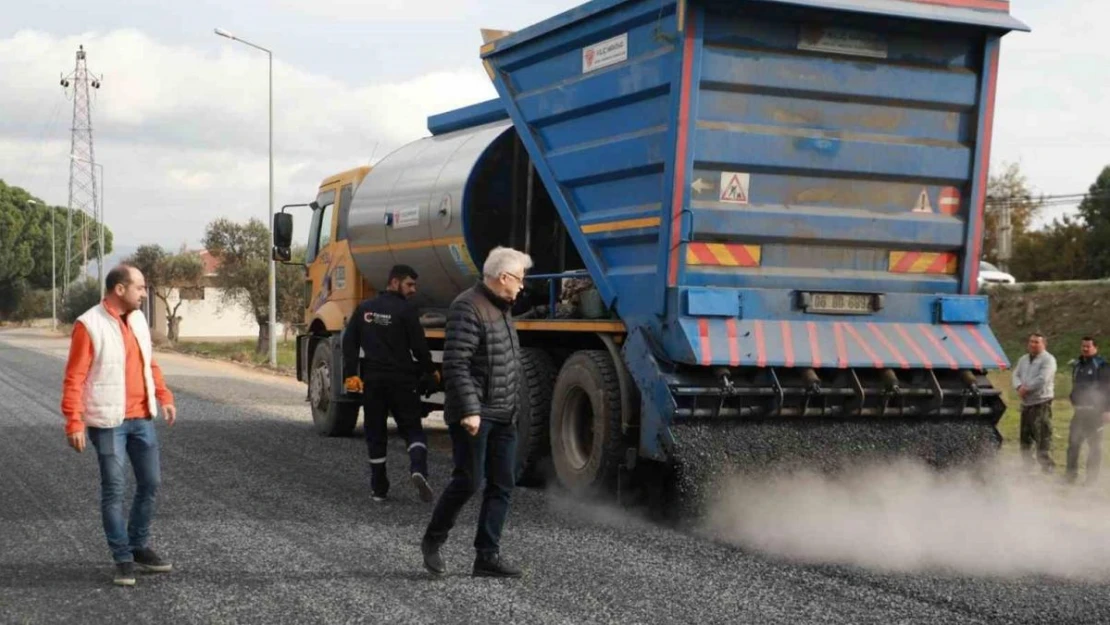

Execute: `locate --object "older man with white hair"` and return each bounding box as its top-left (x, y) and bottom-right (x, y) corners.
top-left (421, 246), bottom-right (532, 579)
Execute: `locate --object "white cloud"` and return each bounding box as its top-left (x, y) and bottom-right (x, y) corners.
top-left (0, 29), bottom-right (496, 249)
top-left (273, 0), bottom-right (481, 21)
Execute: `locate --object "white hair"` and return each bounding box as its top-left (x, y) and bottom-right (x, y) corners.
top-left (483, 246), bottom-right (534, 279)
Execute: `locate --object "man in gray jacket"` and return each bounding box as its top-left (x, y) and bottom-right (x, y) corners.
top-left (1012, 333), bottom-right (1058, 472)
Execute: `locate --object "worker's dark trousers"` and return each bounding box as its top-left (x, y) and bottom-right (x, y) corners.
top-left (423, 420), bottom-right (517, 556)
top-left (1020, 400), bottom-right (1055, 471)
top-left (1066, 407), bottom-right (1103, 483)
top-left (362, 378), bottom-right (428, 496)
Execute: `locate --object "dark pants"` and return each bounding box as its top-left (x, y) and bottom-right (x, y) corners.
top-left (362, 378), bottom-right (428, 496)
top-left (1066, 407), bottom-right (1104, 483)
top-left (86, 419), bottom-right (161, 563)
top-left (423, 420), bottom-right (517, 556)
top-left (1020, 401), bottom-right (1055, 470)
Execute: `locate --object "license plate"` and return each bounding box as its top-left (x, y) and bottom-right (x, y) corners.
top-left (807, 292), bottom-right (874, 315)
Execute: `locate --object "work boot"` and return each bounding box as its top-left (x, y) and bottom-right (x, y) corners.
top-left (113, 562), bottom-right (137, 587)
top-left (473, 553), bottom-right (522, 579)
top-left (370, 464), bottom-right (390, 501)
top-left (411, 473), bottom-right (434, 503)
top-left (132, 548), bottom-right (173, 573)
top-left (421, 539), bottom-right (446, 576)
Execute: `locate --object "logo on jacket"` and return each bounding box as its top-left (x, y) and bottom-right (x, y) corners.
top-left (364, 312), bottom-right (392, 326)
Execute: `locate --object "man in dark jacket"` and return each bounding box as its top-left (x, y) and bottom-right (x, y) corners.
top-left (1066, 336), bottom-right (1109, 485)
top-left (420, 246), bottom-right (532, 579)
top-left (342, 264), bottom-right (438, 503)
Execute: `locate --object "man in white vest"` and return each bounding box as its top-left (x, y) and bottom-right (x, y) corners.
top-left (61, 264), bottom-right (177, 587)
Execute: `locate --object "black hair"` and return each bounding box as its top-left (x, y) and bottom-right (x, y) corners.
top-left (388, 264), bottom-right (418, 283)
top-left (106, 264), bottom-right (135, 291)
top-left (1082, 336), bottom-right (1097, 346)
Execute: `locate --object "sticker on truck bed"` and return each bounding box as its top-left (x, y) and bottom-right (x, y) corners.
top-left (582, 33), bottom-right (628, 73)
top-left (719, 172), bottom-right (751, 205)
top-left (798, 25), bottom-right (888, 59)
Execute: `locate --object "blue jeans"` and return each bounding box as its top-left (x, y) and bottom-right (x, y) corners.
top-left (87, 419), bottom-right (162, 563)
top-left (424, 420), bottom-right (517, 556)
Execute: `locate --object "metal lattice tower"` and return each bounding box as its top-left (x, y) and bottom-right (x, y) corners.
top-left (59, 45), bottom-right (102, 296)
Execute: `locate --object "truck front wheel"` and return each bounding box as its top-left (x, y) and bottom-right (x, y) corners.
top-left (309, 337), bottom-right (360, 437)
top-left (550, 350), bottom-right (624, 495)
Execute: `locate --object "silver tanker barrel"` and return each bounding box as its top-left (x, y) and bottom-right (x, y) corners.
top-left (346, 120), bottom-right (516, 311)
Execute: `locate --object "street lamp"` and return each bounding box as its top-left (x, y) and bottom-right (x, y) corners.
top-left (214, 26), bottom-right (277, 368)
top-left (69, 153), bottom-right (105, 298)
top-left (28, 199), bottom-right (56, 332)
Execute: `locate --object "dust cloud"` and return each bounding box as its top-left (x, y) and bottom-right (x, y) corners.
top-left (702, 458), bottom-right (1110, 581)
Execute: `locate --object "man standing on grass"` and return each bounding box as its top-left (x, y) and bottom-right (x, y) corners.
top-left (1065, 337), bottom-right (1108, 485)
top-left (1012, 332), bottom-right (1058, 473)
top-left (61, 264), bottom-right (177, 587)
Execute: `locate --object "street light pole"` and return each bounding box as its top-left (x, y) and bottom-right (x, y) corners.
top-left (69, 154), bottom-right (105, 298)
top-left (215, 27), bottom-right (277, 368)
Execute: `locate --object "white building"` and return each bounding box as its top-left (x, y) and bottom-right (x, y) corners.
top-left (150, 251), bottom-right (285, 342)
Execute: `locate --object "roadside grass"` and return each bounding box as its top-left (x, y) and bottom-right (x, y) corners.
top-left (167, 339), bottom-right (297, 373)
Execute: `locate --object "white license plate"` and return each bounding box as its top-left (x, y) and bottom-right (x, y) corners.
top-left (809, 292), bottom-right (873, 314)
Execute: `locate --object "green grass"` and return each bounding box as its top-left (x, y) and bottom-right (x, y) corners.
top-left (168, 340), bottom-right (297, 372)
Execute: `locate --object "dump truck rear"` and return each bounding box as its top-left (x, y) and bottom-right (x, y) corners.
top-left (275, 0), bottom-right (1027, 505)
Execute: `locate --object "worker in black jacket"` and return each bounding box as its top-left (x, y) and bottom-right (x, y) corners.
top-left (342, 264), bottom-right (438, 503)
top-left (1066, 336), bottom-right (1109, 485)
top-left (420, 246), bottom-right (532, 579)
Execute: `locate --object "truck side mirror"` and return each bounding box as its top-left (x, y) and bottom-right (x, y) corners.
top-left (273, 212), bottom-right (293, 262)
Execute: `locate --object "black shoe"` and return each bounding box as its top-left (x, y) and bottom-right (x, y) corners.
top-left (133, 548), bottom-right (173, 573)
top-left (371, 492), bottom-right (389, 503)
top-left (412, 473), bottom-right (434, 503)
top-left (421, 539), bottom-right (446, 576)
top-left (113, 562), bottom-right (137, 587)
top-left (473, 553), bottom-right (522, 579)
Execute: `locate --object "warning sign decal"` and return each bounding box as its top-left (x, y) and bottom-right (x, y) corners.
top-left (719, 172), bottom-right (751, 205)
top-left (912, 189), bottom-right (933, 214)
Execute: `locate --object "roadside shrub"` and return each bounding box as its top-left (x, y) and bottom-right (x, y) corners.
top-left (61, 278), bottom-right (102, 324)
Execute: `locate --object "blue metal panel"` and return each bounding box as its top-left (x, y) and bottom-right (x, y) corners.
top-left (739, 0), bottom-right (1028, 32)
top-left (699, 47), bottom-right (979, 108)
top-left (427, 99), bottom-right (508, 136)
top-left (479, 0), bottom-right (1023, 374)
top-left (689, 207), bottom-right (966, 248)
top-left (693, 127), bottom-right (972, 182)
top-left (685, 287), bottom-right (741, 317)
top-left (938, 295), bottom-right (989, 324)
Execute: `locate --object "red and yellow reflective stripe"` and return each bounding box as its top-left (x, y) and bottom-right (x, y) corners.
top-left (888, 251), bottom-right (958, 275)
top-left (686, 243), bottom-right (762, 267)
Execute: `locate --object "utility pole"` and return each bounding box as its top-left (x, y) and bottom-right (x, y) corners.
top-left (997, 200), bottom-right (1013, 273)
top-left (59, 45), bottom-right (102, 298)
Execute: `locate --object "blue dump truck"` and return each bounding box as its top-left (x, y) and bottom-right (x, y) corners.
top-left (273, 0), bottom-right (1028, 504)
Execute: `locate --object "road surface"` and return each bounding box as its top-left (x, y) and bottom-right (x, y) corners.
top-left (1, 327), bottom-right (1108, 624)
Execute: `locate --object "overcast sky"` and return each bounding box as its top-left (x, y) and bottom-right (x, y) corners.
top-left (1, 0), bottom-right (1106, 255)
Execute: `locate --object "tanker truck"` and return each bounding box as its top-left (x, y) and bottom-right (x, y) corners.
top-left (271, 0), bottom-right (1027, 499)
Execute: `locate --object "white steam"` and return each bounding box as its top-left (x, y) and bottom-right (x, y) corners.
top-left (703, 459), bottom-right (1110, 581)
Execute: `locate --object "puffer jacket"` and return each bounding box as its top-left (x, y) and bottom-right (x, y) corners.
top-left (442, 281), bottom-right (521, 425)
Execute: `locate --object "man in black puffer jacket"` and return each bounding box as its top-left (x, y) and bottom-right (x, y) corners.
top-left (421, 246), bottom-right (532, 579)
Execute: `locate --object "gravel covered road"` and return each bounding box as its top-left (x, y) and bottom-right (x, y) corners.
top-left (2, 327), bottom-right (1108, 625)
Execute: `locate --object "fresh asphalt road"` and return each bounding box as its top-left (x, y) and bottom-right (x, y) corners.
top-left (1, 327), bottom-right (1108, 625)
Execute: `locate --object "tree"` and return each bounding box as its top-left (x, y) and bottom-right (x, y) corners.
top-left (277, 245), bottom-right (308, 341)
top-left (0, 179), bottom-right (113, 319)
top-left (126, 244), bottom-right (204, 343)
top-left (203, 218), bottom-right (273, 354)
top-left (60, 278), bottom-right (102, 324)
top-left (1077, 166), bottom-right (1110, 279)
top-left (983, 162), bottom-right (1043, 269)
top-left (1008, 215), bottom-right (1088, 282)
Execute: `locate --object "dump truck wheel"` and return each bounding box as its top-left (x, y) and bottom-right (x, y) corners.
top-left (550, 350), bottom-right (624, 495)
top-left (309, 337), bottom-right (360, 437)
top-left (515, 348), bottom-right (557, 486)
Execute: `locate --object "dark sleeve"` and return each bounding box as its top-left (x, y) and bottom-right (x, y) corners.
top-left (342, 304), bottom-right (362, 379)
top-left (405, 305), bottom-right (434, 375)
top-left (444, 300), bottom-right (482, 418)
